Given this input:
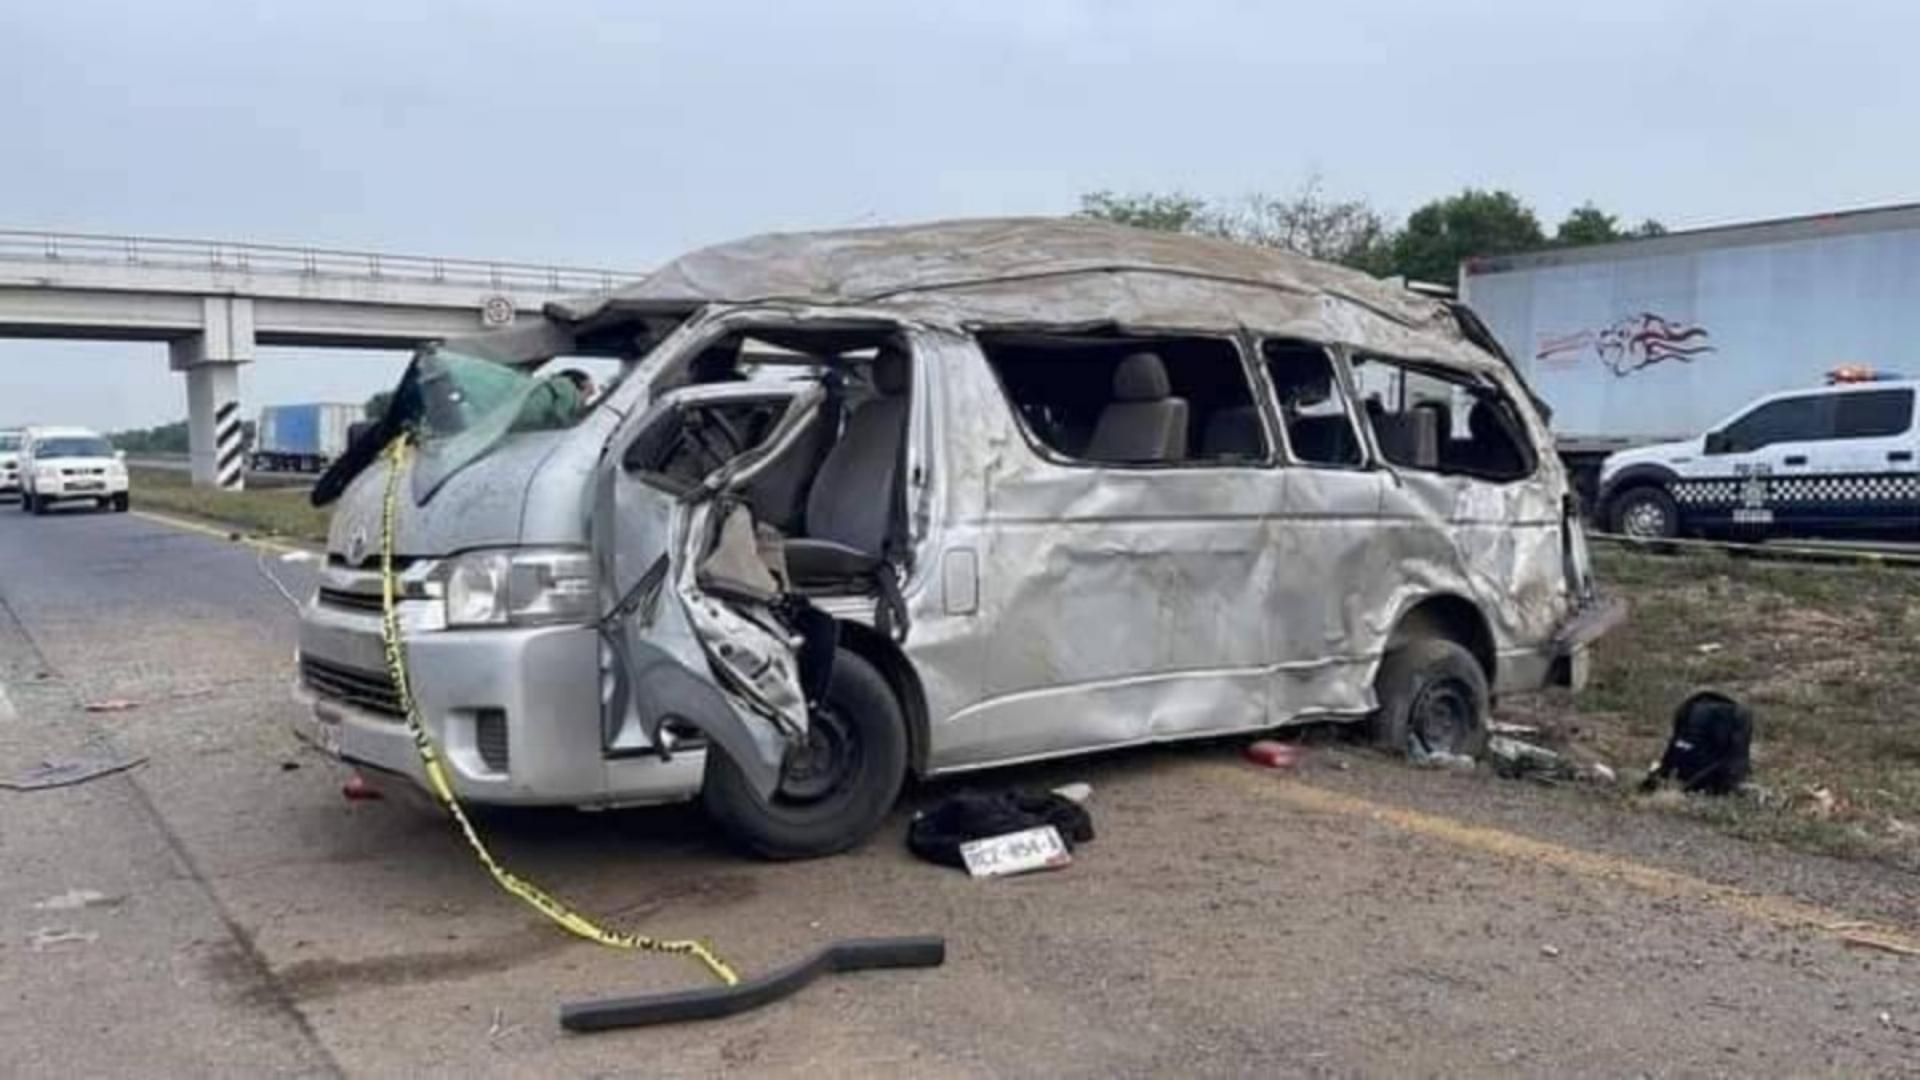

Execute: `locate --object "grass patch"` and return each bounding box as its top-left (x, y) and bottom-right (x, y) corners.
top-left (1513, 544), bottom-right (1920, 868)
top-left (129, 467), bottom-right (330, 544)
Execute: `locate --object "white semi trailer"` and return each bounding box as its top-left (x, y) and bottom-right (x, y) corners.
top-left (1459, 202), bottom-right (1920, 503)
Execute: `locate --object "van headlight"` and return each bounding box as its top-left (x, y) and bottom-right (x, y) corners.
top-left (437, 547), bottom-right (597, 628)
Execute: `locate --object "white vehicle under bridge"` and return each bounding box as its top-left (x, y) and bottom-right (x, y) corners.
top-left (295, 218), bottom-right (1623, 858)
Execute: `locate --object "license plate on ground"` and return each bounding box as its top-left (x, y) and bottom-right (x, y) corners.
top-left (961, 825), bottom-right (1072, 878)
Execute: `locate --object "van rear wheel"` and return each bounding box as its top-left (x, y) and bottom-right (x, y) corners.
top-left (1371, 637), bottom-right (1490, 761)
top-left (700, 647), bottom-right (907, 860)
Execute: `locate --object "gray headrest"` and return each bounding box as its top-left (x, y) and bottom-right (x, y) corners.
top-left (1112, 352), bottom-right (1171, 401)
top-left (871, 348), bottom-right (909, 396)
top-left (1467, 397), bottom-right (1498, 436)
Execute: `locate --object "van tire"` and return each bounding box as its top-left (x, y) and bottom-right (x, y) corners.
top-left (1371, 637), bottom-right (1490, 761)
top-left (701, 647), bottom-right (907, 860)
top-left (111, 493), bottom-right (130, 513)
top-left (1609, 485), bottom-right (1679, 540)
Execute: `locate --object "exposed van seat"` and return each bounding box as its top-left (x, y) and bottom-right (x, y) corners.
top-left (784, 350), bottom-right (910, 585)
top-left (1084, 352), bottom-right (1188, 463)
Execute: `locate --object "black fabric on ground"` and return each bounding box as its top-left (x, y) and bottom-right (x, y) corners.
top-left (907, 789), bottom-right (1095, 869)
top-left (1642, 691), bottom-right (1753, 795)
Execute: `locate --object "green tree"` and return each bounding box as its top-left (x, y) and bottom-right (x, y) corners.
top-left (1077, 190), bottom-right (1211, 233)
top-left (1554, 202), bottom-right (1620, 246)
top-left (110, 419), bottom-right (190, 455)
top-left (1554, 202), bottom-right (1669, 247)
top-left (1389, 188), bottom-right (1546, 285)
top-left (1210, 177), bottom-right (1397, 274)
top-left (1078, 181), bottom-right (1396, 274)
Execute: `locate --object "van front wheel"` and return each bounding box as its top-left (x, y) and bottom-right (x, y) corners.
top-left (1371, 637), bottom-right (1490, 761)
top-left (701, 647), bottom-right (907, 860)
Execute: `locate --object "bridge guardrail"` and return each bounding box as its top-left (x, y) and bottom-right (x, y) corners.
top-left (0, 229), bottom-right (630, 295)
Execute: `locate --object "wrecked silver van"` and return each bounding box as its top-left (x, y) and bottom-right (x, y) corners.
top-left (294, 218), bottom-right (1618, 857)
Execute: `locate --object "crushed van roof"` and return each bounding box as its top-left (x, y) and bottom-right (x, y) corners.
top-left (548, 218), bottom-right (1503, 373)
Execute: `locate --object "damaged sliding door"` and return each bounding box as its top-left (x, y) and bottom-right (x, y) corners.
top-left (590, 385), bottom-right (826, 800)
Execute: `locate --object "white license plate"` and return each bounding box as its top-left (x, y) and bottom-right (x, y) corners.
top-left (960, 825), bottom-right (1072, 878)
top-left (68, 482), bottom-right (103, 492)
top-left (1732, 508), bottom-right (1774, 524)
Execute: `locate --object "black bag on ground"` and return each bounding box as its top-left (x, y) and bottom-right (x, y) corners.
top-left (907, 790), bottom-right (1095, 869)
top-left (1641, 691), bottom-right (1753, 795)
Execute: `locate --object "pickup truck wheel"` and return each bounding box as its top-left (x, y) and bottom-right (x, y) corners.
top-left (1610, 485), bottom-right (1679, 539)
top-left (701, 647), bottom-right (907, 860)
top-left (1371, 637), bottom-right (1490, 762)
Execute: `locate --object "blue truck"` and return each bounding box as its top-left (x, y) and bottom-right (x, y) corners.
top-left (252, 403), bottom-right (359, 473)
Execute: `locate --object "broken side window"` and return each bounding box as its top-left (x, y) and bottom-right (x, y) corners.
top-left (1261, 340), bottom-right (1365, 468)
top-left (623, 396), bottom-right (796, 496)
top-left (978, 333), bottom-right (1268, 466)
top-left (1350, 354), bottom-right (1536, 482)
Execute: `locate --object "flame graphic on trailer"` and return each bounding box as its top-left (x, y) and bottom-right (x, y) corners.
top-left (1535, 313), bottom-right (1716, 377)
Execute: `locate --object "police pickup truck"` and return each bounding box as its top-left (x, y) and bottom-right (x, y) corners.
top-left (1598, 371), bottom-right (1920, 540)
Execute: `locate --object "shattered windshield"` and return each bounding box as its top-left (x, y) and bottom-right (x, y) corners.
top-left (408, 346), bottom-right (615, 502)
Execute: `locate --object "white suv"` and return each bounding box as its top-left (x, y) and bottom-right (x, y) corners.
top-left (0, 429), bottom-right (20, 501)
top-left (1598, 378), bottom-right (1920, 540)
top-left (20, 427), bottom-right (131, 515)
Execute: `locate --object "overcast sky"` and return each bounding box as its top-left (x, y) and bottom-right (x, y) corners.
top-left (3, 0), bottom-right (1915, 430)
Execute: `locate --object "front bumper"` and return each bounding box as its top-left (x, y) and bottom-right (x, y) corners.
top-left (293, 599), bottom-right (705, 808)
top-left (31, 477), bottom-right (128, 499)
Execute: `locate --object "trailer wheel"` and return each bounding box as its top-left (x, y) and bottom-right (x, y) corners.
top-left (701, 647), bottom-right (907, 860)
top-left (1610, 485), bottom-right (1679, 539)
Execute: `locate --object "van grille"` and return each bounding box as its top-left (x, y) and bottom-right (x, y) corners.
top-left (300, 655), bottom-right (403, 718)
top-left (317, 586), bottom-right (386, 613)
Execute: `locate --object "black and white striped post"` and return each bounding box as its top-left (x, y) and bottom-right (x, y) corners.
top-left (168, 297), bottom-right (255, 491)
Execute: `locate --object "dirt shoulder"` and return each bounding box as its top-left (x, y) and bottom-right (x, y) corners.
top-left (1507, 544), bottom-right (1920, 870)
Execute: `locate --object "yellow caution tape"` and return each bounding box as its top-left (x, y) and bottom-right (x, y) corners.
top-left (377, 435), bottom-right (739, 987)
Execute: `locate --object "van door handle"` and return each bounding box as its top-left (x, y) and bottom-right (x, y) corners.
top-left (1782, 455), bottom-right (1808, 466)
top-left (1889, 451), bottom-right (1914, 463)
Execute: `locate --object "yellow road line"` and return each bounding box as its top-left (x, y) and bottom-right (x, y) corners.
top-left (1214, 764), bottom-right (1920, 956)
top-left (129, 509), bottom-right (312, 557)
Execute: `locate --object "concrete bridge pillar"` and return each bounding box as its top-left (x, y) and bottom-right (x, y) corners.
top-left (168, 297), bottom-right (255, 490)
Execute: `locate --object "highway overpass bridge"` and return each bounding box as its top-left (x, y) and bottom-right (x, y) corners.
top-left (0, 229), bottom-right (640, 488)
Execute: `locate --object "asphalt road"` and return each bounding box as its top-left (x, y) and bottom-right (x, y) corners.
top-left (2, 501), bottom-right (1918, 1076)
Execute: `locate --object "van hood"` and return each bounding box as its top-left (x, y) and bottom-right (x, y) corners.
top-left (325, 430), bottom-right (581, 562)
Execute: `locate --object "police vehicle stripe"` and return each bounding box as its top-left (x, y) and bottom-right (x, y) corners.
top-left (1673, 473), bottom-right (1920, 506)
